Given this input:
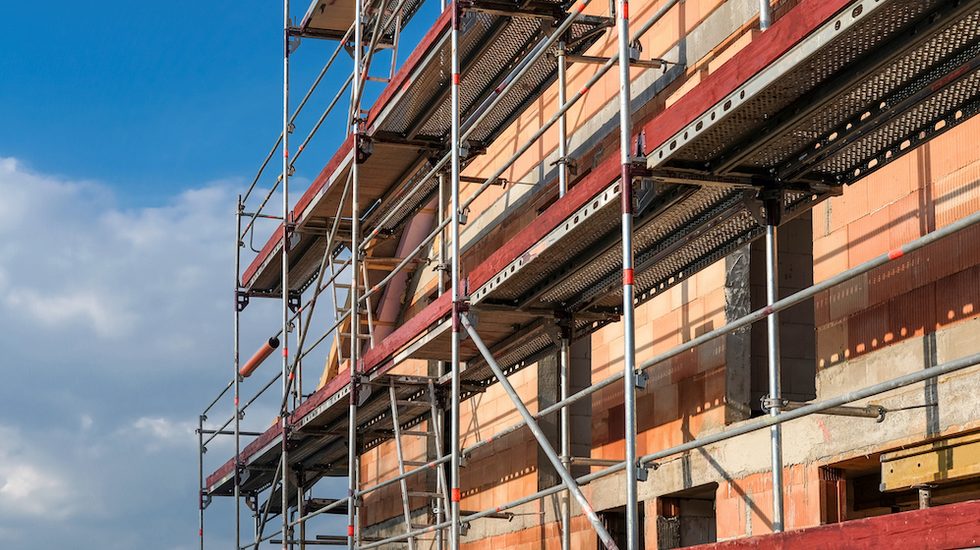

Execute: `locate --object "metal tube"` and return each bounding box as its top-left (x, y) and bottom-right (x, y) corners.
top-left (241, 70), bottom-right (353, 243)
top-left (639, 351), bottom-right (980, 464)
top-left (235, 196), bottom-right (243, 548)
top-left (765, 224), bottom-right (784, 532)
top-left (614, 0), bottom-right (639, 544)
top-left (437, 171), bottom-right (448, 550)
top-left (198, 414), bottom-right (205, 550)
top-left (457, 199), bottom-right (980, 486)
top-left (241, 23), bottom-right (354, 204)
top-left (389, 386), bottom-right (417, 550)
top-left (449, 4), bottom-right (463, 549)
top-left (291, 496), bottom-right (351, 527)
top-left (347, 0), bottom-right (363, 545)
top-left (280, 1), bottom-right (292, 548)
top-left (362, 351), bottom-right (980, 549)
top-left (198, 429), bottom-right (265, 436)
top-left (558, 41), bottom-right (569, 199)
top-left (559, 333), bottom-right (572, 550)
top-left (202, 380), bottom-right (234, 417)
top-left (557, 33), bottom-right (570, 536)
top-left (429, 379), bottom-right (451, 550)
top-left (462, 317), bottom-right (619, 549)
top-left (357, 453), bottom-right (451, 496)
top-left (759, 0), bottom-right (772, 31)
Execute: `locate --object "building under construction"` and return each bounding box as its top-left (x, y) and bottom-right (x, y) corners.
top-left (196, 0), bottom-right (980, 547)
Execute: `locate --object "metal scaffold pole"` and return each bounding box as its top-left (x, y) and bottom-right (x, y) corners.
top-left (558, 329), bottom-right (572, 550)
top-left (615, 0), bottom-right (639, 545)
top-left (281, 0), bottom-right (292, 548)
top-left (764, 215), bottom-right (785, 532)
top-left (198, 413), bottom-right (205, 550)
top-left (235, 195), bottom-right (244, 549)
top-left (449, 2), bottom-right (463, 548)
top-left (556, 38), bottom-right (572, 550)
top-left (462, 317), bottom-right (618, 549)
top-left (348, 0), bottom-right (363, 545)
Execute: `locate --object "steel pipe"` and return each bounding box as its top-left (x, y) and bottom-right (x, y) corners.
top-left (241, 23), bottom-right (354, 204)
top-left (362, 351), bottom-right (980, 549)
top-left (449, 4), bottom-right (463, 548)
top-left (280, 0), bottom-right (292, 547)
top-left (462, 316), bottom-right (619, 549)
top-left (764, 223), bottom-right (785, 532)
top-left (347, 0), bottom-right (364, 545)
top-left (460, 207), bottom-right (980, 468)
top-left (234, 197), bottom-right (244, 547)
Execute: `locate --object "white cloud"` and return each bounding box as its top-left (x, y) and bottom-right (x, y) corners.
top-left (0, 157), bottom-right (337, 547)
top-left (124, 416), bottom-right (197, 452)
top-left (0, 425), bottom-right (78, 520)
top-left (0, 156), bottom-right (235, 361)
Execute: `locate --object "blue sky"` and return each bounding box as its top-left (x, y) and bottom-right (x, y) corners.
top-left (0, 1), bottom-right (439, 547)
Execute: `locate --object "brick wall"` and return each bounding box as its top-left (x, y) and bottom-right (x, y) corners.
top-left (813, 115), bottom-right (980, 372)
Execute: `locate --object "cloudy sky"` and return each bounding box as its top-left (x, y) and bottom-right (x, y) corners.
top-left (0, 1), bottom-right (439, 547)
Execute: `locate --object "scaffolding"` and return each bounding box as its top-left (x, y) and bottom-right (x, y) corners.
top-left (197, 0), bottom-right (980, 548)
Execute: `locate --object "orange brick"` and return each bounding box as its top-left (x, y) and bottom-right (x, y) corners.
top-left (847, 206), bottom-right (892, 268)
top-left (813, 226), bottom-right (849, 283)
top-left (887, 190), bottom-right (926, 249)
top-left (827, 272), bottom-right (868, 321)
top-left (935, 266), bottom-right (980, 327)
top-left (847, 302), bottom-right (889, 358)
top-left (888, 283), bottom-right (936, 343)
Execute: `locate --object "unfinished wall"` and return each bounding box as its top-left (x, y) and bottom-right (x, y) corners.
top-left (356, 0), bottom-right (980, 546)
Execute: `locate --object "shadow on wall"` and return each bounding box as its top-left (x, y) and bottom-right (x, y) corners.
top-left (814, 142), bottom-right (980, 370)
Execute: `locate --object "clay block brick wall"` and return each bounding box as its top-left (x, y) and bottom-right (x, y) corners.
top-left (813, 115), bottom-right (980, 372)
top-left (592, 260), bottom-right (730, 461)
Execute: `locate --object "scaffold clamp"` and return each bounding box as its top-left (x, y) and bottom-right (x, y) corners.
top-left (637, 465), bottom-right (649, 482)
top-left (236, 290), bottom-right (250, 312)
top-left (633, 370), bottom-right (649, 390)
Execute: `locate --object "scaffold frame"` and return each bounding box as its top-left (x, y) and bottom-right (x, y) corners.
top-left (196, 0), bottom-right (980, 548)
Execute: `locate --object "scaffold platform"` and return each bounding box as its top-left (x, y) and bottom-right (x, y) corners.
top-left (208, 0), bottom-right (980, 511)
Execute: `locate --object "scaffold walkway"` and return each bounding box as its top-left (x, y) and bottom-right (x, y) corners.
top-left (198, 0), bottom-right (980, 548)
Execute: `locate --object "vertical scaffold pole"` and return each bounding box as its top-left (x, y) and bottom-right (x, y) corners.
top-left (348, 0), bottom-right (363, 545)
top-left (556, 39), bottom-right (572, 550)
top-left (281, 0), bottom-right (292, 547)
top-left (449, 2), bottom-right (463, 549)
top-left (298, 470), bottom-right (306, 550)
top-left (759, 0), bottom-right (772, 30)
top-left (765, 219), bottom-right (784, 532)
top-left (198, 413), bottom-right (205, 550)
top-left (437, 172), bottom-right (448, 550)
top-left (235, 195), bottom-right (244, 549)
top-left (615, 0), bottom-right (639, 546)
top-left (559, 329), bottom-right (572, 550)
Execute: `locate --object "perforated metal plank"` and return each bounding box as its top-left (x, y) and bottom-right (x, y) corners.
top-left (476, 0), bottom-right (980, 321)
top-left (206, 370), bottom-right (438, 496)
top-left (369, 12), bottom-right (606, 144)
top-left (242, 8), bottom-right (606, 295)
top-left (300, 0), bottom-right (426, 41)
top-left (215, 0), bottom-right (980, 498)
